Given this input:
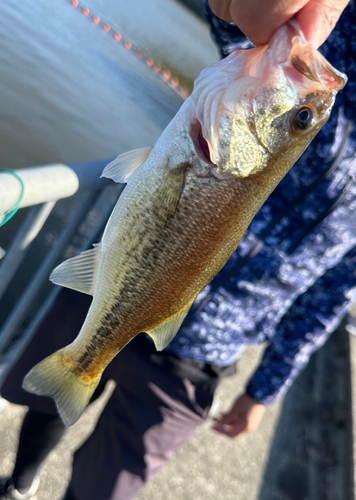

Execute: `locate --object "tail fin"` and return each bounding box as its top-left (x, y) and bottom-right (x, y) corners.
top-left (23, 350), bottom-right (100, 426)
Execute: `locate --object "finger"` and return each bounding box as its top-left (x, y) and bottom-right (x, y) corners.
top-left (225, 0), bottom-right (310, 45)
top-left (209, 0), bottom-right (235, 22)
top-left (213, 413), bottom-right (240, 425)
top-left (213, 415), bottom-right (245, 430)
top-left (212, 421), bottom-right (247, 438)
top-left (213, 419), bottom-right (234, 430)
top-left (296, 0), bottom-right (350, 47)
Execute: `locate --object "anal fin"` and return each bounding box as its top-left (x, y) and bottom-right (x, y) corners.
top-left (50, 245), bottom-right (99, 295)
top-left (146, 303), bottom-right (193, 351)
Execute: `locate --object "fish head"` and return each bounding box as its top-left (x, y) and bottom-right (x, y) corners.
top-left (190, 20), bottom-right (347, 179)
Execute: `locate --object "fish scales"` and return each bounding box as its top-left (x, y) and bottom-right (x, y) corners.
top-left (72, 163), bottom-right (188, 371)
top-left (51, 145), bottom-right (308, 381)
top-left (23, 21), bottom-right (347, 425)
top-left (84, 168), bottom-right (268, 345)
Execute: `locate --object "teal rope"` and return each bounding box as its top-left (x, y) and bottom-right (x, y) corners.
top-left (0, 169), bottom-right (25, 227)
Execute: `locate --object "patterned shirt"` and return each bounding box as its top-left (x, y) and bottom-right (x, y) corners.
top-left (166, 1), bottom-right (356, 404)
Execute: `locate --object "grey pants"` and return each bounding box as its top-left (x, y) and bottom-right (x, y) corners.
top-left (70, 336), bottom-right (217, 500)
top-left (2, 290), bottom-right (231, 500)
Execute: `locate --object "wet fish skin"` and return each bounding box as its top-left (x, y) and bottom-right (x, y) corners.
top-left (23, 21), bottom-right (347, 426)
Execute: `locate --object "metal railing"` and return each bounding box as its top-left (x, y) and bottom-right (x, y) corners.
top-left (0, 160), bottom-right (124, 383)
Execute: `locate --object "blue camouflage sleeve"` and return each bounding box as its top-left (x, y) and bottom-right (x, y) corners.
top-left (246, 248), bottom-right (356, 405)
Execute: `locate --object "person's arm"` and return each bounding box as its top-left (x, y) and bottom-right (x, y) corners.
top-left (209, 0), bottom-right (350, 47)
top-left (213, 248), bottom-right (356, 438)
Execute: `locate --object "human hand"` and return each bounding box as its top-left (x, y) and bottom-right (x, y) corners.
top-left (212, 393), bottom-right (266, 438)
top-left (209, 0), bottom-right (350, 47)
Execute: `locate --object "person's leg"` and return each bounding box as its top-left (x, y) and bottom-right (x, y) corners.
top-left (1, 289), bottom-right (92, 413)
top-left (12, 409), bottom-right (66, 493)
top-left (65, 336), bottom-right (216, 500)
top-left (62, 485), bottom-right (78, 500)
top-left (0, 290), bottom-right (92, 498)
top-left (0, 409), bottom-right (66, 499)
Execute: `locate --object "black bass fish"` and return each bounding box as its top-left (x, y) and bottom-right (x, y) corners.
top-left (23, 21), bottom-right (346, 425)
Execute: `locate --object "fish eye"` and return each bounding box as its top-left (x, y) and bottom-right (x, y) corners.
top-left (292, 106), bottom-right (314, 131)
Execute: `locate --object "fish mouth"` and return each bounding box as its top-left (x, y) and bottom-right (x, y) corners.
top-left (266, 20), bottom-right (347, 93)
top-left (290, 44), bottom-right (347, 93)
top-left (190, 119), bottom-right (217, 166)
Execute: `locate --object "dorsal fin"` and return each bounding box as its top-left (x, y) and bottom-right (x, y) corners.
top-left (50, 246), bottom-right (99, 295)
top-left (101, 147), bottom-right (152, 183)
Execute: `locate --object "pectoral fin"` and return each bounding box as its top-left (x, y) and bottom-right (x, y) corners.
top-left (50, 246), bottom-right (99, 295)
top-left (146, 303), bottom-right (193, 351)
top-left (101, 147), bottom-right (152, 183)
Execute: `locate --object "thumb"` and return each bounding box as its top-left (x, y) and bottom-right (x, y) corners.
top-left (296, 0), bottom-right (349, 48)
